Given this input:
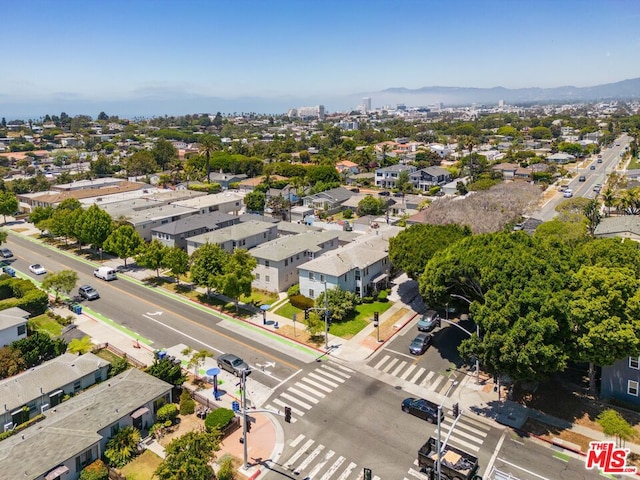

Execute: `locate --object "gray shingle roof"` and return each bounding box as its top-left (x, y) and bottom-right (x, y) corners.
top-left (298, 238), bottom-right (389, 276)
top-left (151, 212), bottom-right (237, 235)
top-left (594, 216), bottom-right (640, 236)
top-left (0, 368), bottom-right (171, 480)
top-left (250, 231), bottom-right (339, 261)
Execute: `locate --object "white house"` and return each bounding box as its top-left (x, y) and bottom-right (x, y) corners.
top-left (0, 307), bottom-right (30, 346)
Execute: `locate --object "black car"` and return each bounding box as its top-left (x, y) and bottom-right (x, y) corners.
top-left (409, 333), bottom-right (432, 355)
top-left (579, 175), bottom-right (586, 182)
top-left (402, 397), bottom-right (443, 423)
top-left (378, 191), bottom-right (391, 196)
top-left (217, 353), bottom-right (251, 377)
top-left (0, 248), bottom-right (13, 259)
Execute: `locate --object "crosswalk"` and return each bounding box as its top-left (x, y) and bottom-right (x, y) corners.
top-left (372, 354), bottom-right (461, 396)
top-left (402, 413), bottom-right (491, 480)
top-left (279, 433), bottom-right (380, 480)
top-left (266, 363), bottom-right (354, 423)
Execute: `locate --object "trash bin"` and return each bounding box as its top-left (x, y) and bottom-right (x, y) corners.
top-left (232, 401), bottom-right (240, 413)
top-left (73, 304), bottom-right (82, 315)
top-left (157, 351), bottom-right (167, 360)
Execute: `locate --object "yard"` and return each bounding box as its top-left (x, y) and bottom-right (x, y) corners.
top-left (28, 313), bottom-right (63, 337)
top-left (118, 450), bottom-right (163, 480)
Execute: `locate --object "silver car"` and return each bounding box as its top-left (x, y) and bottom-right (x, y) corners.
top-left (217, 353), bottom-right (251, 377)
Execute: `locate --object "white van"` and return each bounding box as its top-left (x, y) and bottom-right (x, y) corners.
top-left (94, 266), bottom-right (117, 281)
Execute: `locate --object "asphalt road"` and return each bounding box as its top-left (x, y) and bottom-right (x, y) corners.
top-left (264, 368), bottom-right (503, 479)
top-left (4, 231), bottom-right (304, 390)
top-left (493, 429), bottom-right (604, 479)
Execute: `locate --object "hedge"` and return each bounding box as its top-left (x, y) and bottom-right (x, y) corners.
top-left (205, 408), bottom-right (235, 433)
top-left (156, 403), bottom-right (179, 423)
top-left (0, 277), bottom-right (48, 315)
top-left (289, 294), bottom-right (314, 310)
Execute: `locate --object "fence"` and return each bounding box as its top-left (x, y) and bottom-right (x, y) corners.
top-left (189, 389), bottom-right (241, 437)
top-left (92, 343), bottom-right (148, 369)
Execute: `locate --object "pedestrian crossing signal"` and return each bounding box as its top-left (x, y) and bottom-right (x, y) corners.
top-left (363, 467), bottom-right (372, 480)
top-left (284, 406), bottom-right (292, 423)
top-left (435, 317), bottom-right (441, 328)
top-left (452, 403), bottom-right (459, 417)
top-left (304, 309), bottom-right (309, 320)
top-left (246, 418), bottom-right (252, 433)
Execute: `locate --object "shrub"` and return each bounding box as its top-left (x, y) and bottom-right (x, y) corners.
top-left (377, 290), bottom-right (389, 302)
top-left (363, 296), bottom-right (374, 304)
top-left (342, 209), bottom-right (353, 219)
top-left (287, 284), bottom-right (300, 297)
top-left (156, 403), bottom-right (179, 423)
top-left (79, 459), bottom-right (109, 480)
top-left (179, 389), bottom-right (196, 415)
top-left (204, 408), bottom-right (235, 433)
top-left (289, 294), bottom-right (314, 310)
top-left (217, 454), bottom-right (237, 480)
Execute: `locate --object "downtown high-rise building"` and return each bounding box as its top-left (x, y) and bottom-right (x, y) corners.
top-left (363, 97), bottom-right (371, 112)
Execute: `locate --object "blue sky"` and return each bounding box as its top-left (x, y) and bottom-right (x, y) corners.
top-left (2, 0), bottom-right (640, 117)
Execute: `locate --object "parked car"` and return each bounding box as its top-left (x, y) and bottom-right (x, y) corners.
top-left (78, 285), bottom-right (100, 300)
top-left (409, 333), bottom-right (432, 355)
top-left (217, 353), bottom-right (251, 377)
top-left (378, 191), bottom-right (391, 196)
top-left (417, 310), bottom-right (440, 332)
top-left (29, 263), bottom-right (46, 275)
top-left (0, 248), bottom-right (13, 259)
top-left (402, 397), bottom-right (443, 423)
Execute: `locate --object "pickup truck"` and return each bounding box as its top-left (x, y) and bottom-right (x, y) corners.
top-left (418, 436), bottom-right (480, 480)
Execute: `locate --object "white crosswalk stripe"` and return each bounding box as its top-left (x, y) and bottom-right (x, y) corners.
top-left (266, 363), bottom-right (352, 422)
top-left (372, 355), bottom-right (463, 397)
top-left (440, 414), bottom-right (491, 453)
top-left (280, 434), bottom-right (363, 480)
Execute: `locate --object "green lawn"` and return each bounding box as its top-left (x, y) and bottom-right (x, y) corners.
top-left (628, 155), bottom-right (640, 170)
top-left (241, 289), bottom-right (279, 306)
top-left (119, 449), bottom-right (163, 480)
top-left (28, 314), bottom-right (63, 337)
top-left (274, 302), bottom-right (303, 320)
top-left (94, 348), bottom-right (126, 365)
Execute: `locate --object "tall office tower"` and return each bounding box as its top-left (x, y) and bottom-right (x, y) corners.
top-left (363, 97), bottom-right (371, 112)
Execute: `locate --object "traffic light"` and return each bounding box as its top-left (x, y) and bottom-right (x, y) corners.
top-left (363, 468), bottom-right (372, 480)
top-left (284, 406), bottom-right (292, 423)
top-left (435, 317), bottom-right (441, 328)
top-left (373, 311), bottom-right (379, 326)
top-left (304, 309), bottom-right (309, 320)
top-left (246, 418), bottom-right (252, 433)
top-left (452, 403), bottom-right (459, 417)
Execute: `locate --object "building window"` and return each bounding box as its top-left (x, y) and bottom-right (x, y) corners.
top-left (309, 272), bottom-right (314, 280)
top-left (255, 273), bottom-right (260, 280)
top-left (630, 357), bottom-right (640, 369)
top-left (285, 259), bottom-right (288, 266)
top-left (265, 260), bottom-right (270, 268)
top-left (73, 380), bottom-right (81, 392)
top-left (320, 274), bottom-right (325, 282)
top-left (629, 380), bottom-right (639, 396)
top-left (309, 289), bottom-right (314, 298)
top-left (95, 370), bottom-right (103, 382)
top-left (265, 275), bottom-right (270, 282)
top-left (17, 324), bottom-right (26, 336)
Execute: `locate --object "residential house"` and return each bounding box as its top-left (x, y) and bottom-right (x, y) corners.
top-left (601, 356), bottom-right (640, 406)
top-left (514, 166), bottom-right (533, 180)
top-left (206, 171), bottom-right (248, 189)
top-left (594, 216), bottom-right (640, 242)
top-left (374, 165), bottom-right (417, 189)
top-left (409, 166), bottom-right (451, 191)
top-left (298, 235), bottom-right (394, 299)
top-left (251, 231), bottom-right (340, 292)
top-left (335, 160), bottom-right (359, 176)
top-left (0, 307), bottom-right (30, 346)
top-left (547, 152), bottom-right (575, 164)
top-left (125, 204), bottom-right (198, 242)
top-left (0, 352), bottom-right (110, 431)
top-left (186, 220), bottom-right (278, 255)
top-left (302, 187), bottom-right (354, 215)
top-left (172, 192), bottom-right (243, 216)
top-left (0, 368), bottom-right (171, 480)
top-left (151, 212), bottom-right (240, 249)
top-left (491, 163), bottom-right (519, 180)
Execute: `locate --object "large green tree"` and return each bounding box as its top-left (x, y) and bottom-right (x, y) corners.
top-left (190, 243), bottom-right (227, 296)
top-left (135, 239), bottom-right (169, 277)
top-left (152, 138), bottom-right (179, 171)
top-left (215, 248), bottom-right (257, 311)
top-left (356, 196), bottom-right (387, 216)
top-left (389, 224), bottom-right (472, 279)
top-left (123, 150), bottom-right (158, 177)
top-left (74, 204), bottom-right (113, 248)
top-left (244, 191), bottom-right (266, 213)
top-left (155, 430), bottom-right (220, 480)
top-left (0, 192), bottom-right (18, 224)
top-left (163, 246), bottom-right (190, 285)
top-left (42, 270), bottom-right (79, 302)
top-left (103, 225), bottom-right (144, 266)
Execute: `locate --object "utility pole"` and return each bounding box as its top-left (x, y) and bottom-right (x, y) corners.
top-left (436, 404), bottom-right (442, 480)
top-left (241, 370), bottom-right (249, 469)
top-left (324, 281), bottom-right (329, 350)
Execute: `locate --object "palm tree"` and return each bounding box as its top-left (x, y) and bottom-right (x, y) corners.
top-left (602, 187), bottom-right (616, 217)
top-left (198, 134), bottom-right (219, 183)
top-left (104, 426), bottom-right (141, 467)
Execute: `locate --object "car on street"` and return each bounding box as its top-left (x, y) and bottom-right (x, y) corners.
top-left (217, 353), bottom-right (251, 377)
top-left (563, 189), bottom-right (573, 198)
top-left (417, 310), bottom-right (440, 332)
top-left (29, 264), bottom-right (46, 275)
top-left (378, 191), bottom-right (390, 196)
top-left (597, 158), bottom-right (603, 163)
top-left (0, 248), bottom-right (13, 259)
top-left (401, 397), bottom-right (443, 423)
top-left (590, 165), bottom-right (596, 170)
top-left (593, 184), bottom-right (602, 193)
top-left (579, 175), bottom-right (586, 182)
top-left (409, 333), bottom-right (432, 355)
top-left (78, 285), bottom-right (100, 300)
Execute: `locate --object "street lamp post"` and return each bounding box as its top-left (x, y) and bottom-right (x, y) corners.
top-left (324, 281), bottom-right (329, 350)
